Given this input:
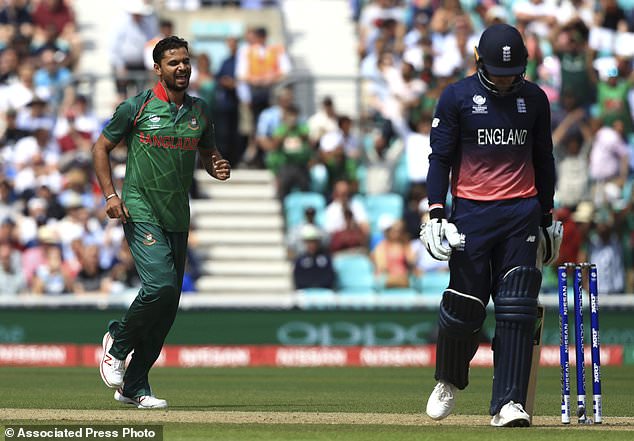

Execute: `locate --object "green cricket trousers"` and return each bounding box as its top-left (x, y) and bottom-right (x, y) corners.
top-left (107, 222), bottom-right (188, 398)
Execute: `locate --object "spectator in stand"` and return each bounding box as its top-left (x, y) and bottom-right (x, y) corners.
top-left (31, 0), bottom-right (74, 42)
top-left (552, 108), bottom-right (593, 208)
top-left (551, 21), bottom-right (597, 111)
top-left (287, 206), bottom-right (328, 259)
top-left (15, 96), bottom-right (55, 133)
top-left (110, 240), bottom-right (142, 294)
top-left (0, 62), bottom-right (38, 112)
top-left (596, 65), bottom-right (634, 136)
top-left (53, 94), bottom-right (101, 163)
top-left (362, 128), bottom-right (404, 195)
top-left (358, 0), bottom-right (406, 59)
top-left (11, 126), bottom-right (62, 197)
top-left (0, 0), bottom-right (33, 44)
top-left (317, 117), bottom-right (359, 196)
top-left (31, 243), bottom-right (73, 295)
top-left (513, 0), bottom-right (558, 40)
top-left (110, 0), bottom-right (158, 99)
top-left (404, 116), bottom-right (432, 185)
top-left (0, 217), bottom-right (20, 250)
top-left (0, 47), bottom-right (20, 86)
top-left (254, 85), bottom-right (294, 168)
top-left (403, 183), bottom-right (427, 240)
top-left (324, 179), bottom-right (370, 236)
top-left (236, 26), bottom-right (291, 129)
top-left (190, 52), bottom-right (216, 114)
top-left (0, 241), bottom-right (25, 295)
top-left (293, 224), bottom-right (336, 290)
top-left (143, 19), bottom-right (174, 71)
top-left (582, 207), bottom-right (626, 294)
top-left (371, 217), bottom-right (415, 289)
top-left (35, 184), bottom-right (65, 221)
top-left (554, 205), bottom-right (588, 266)
top-left (265, 104), bottom-right (313, 200)
top-left (589, 119), bottom-right (630, 206)
top-left (307, 96), bottom-right (338, 147)
top-left (33, 48), bottom-right (73, 110)
top-left (557, 0), bottom-right (595, 29)
top-left (73, 243), bottom-right (112, 295)
top-left (0, 180), bottom-right (16, 224)
top-left (404, 11), bottom-right (431, 50)
top-left (215, 36), bottom-right (244, 167)
top-left (329, 206), bottom-right (369, 255)
top-left (0, 108), bottom-right (30, 147)
top-left (31, 0), bottom-right (81, 70)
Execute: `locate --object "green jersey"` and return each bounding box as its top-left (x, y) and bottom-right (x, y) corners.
top-left (103, 82), bottom-right (214, 232)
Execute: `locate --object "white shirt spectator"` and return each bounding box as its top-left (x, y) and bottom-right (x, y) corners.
top-left (513, 0), bottom-right (558, 39)
top-left (324, 198), bottom-right (369, 234)
top-left (404, 130), bottom-right (432, 183)
top-left (589, 126), bottom-right (629, 181)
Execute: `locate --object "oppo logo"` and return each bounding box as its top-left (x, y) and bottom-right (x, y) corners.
top-left (276, 322), bottom-right (433, 346)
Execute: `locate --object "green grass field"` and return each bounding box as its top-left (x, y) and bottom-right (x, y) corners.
top-left (1, 366), bottom-right (633, 440)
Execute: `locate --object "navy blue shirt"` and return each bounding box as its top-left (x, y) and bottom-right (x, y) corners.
top-left (427, 74), bottom-right (555, 213)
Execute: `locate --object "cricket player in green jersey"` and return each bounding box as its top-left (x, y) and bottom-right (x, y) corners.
top-left (93, 36), bottom-right (230, 409)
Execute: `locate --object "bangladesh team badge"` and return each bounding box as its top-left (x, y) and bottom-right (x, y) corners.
top-left (143, 233), bottom-right (157, 246)
top-left (188, 117), bottom-right (200, 130)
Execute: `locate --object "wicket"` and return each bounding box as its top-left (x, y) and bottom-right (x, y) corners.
top-left (558, 263), bottom-right (602, 425)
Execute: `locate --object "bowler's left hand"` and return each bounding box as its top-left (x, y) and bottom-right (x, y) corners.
top-left (212, 155), bottom-right (231, 181)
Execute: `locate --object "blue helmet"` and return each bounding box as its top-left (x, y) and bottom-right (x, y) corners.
top-left (475, 24), bottom-right (528, 96)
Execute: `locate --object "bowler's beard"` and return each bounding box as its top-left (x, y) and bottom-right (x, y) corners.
top-left (164, 74), bottom-right (190, 92)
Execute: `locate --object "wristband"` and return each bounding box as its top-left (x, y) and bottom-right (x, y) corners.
top-left (105, 193), bottom-right (118, 201)
top-left (429, 204), bottom-right (445, 220)
top-left (541, 212), bottom-right (553, 228)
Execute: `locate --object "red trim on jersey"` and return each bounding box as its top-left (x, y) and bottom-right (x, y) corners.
top-left (133, 95), bottom-right (157, 127)
top-left (152, 82), bottom-right (170, 102)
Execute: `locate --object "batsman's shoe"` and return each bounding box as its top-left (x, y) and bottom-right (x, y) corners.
top-left (99, 332), bottom-right (125, 388)
top-left (114, 389), bottom-right (168, 409)
top-left (426, 381), bottom-right (458, 420)
top-left (490, 401), bottom-right (531, 427)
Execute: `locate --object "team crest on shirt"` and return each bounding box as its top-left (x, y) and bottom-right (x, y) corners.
top-left (472, 95), bottom-right (488, 114)
top-left (188, 117), bottom-right (200, 130)
top-left (147, 115), bottom-right (161, 129)
top-left (143, 233), bottom-right (156, 246)
top-left (516, 98), bottom-right (527, 113)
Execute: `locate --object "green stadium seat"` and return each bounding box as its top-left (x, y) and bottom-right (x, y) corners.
top-left (284, 192), bottom-right (327, 230)
top-left (333, 253), bottom-right (377, 292)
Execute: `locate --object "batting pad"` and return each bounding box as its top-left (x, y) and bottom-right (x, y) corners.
top-left (435, 289), bottom-right (486, 390)
top-left (490, 266), bottom-right (541, 415)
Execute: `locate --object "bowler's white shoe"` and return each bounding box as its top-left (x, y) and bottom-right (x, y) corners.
top-left (426, 381), bottom-right (458, 420)
top-left (490, 401), bottom-right (531, 427)
top-left (114, 389), bottom-right (168, 409)
top-left (99, 332), bottom-right (125, 388)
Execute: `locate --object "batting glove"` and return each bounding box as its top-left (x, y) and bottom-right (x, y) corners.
top-left (537, 220), bottom-right (563, 267)
top-left (420, 218), bottom-right (465, 261)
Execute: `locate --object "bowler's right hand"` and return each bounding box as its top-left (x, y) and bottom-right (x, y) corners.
top-left (420, 218), bottom-right (465, 261)
top-left (106, 195), bottom-right (130, 224)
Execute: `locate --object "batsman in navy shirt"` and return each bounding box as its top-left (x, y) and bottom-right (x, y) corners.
top-left (420, 24), bottom-right (562, 427)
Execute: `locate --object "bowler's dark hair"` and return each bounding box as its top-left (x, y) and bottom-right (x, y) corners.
top-left (152, 36), bottom-right (189, 64)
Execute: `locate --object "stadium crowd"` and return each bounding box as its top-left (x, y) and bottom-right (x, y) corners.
top-left (2, 0), bottom-right (634, 296)
top-left (292, 0), bottom-right (634, 296)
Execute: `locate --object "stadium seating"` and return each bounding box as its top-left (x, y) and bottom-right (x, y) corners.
top-left (283, 192), bottom-right (327, 230)
top-left (416, 271), bottom-right (450, 297)
top-left (362, 193), bottom-right (404, 236)
top-left (333, 253), bottom-right (377, 293)
top-left (190, 20), bottom-right (245, 65)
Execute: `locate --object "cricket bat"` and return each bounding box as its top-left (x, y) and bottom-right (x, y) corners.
top-left (525, 303), bottom-right (545, 423)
